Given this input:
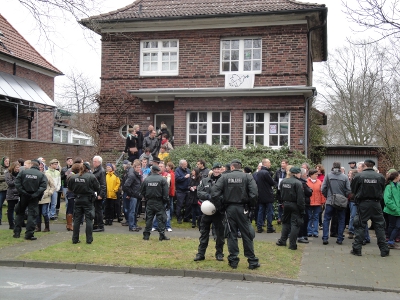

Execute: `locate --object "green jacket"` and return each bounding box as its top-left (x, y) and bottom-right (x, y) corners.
top-left (384, 182), bottom-right (400, 216)
top-left (211, 169), bottom-right (258, 207)
top-left (279, 176), bottom-right (305, 213)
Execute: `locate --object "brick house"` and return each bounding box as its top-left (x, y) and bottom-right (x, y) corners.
top-left (81, 0), bottom-right (327, 157)
top-left (0, 14), bottom-right (63, 141)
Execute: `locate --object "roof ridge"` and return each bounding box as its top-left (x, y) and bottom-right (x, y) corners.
top-left (288, 0), bottom-right (325, 7)
top-left (83, 0), bottom-right (144, 22)
top-left (0, 14), bottom-right (62, 75)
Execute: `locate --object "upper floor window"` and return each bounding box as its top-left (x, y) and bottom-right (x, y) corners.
top-left (244, 112), bottom-right (289, 148)
top-left (140, 40), bottom-right (179, 76)
top-left (187, 112), bottom-right (231, 146)
top-left (221, 38), bottom-right (262, 73)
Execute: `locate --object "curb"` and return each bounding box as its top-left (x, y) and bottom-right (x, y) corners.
top-left (1, 259), bottom-right (399, 293)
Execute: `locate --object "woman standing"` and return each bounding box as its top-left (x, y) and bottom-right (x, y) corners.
top-left (0, 156), bottom-right (10, 225)
top-left (306, 169), bottom-right (325, 237)
top-left (105, 163), bottom-right (121, 226)
top-left (36, 162), bottom-right (56, 232)
top-left (383, 171), bottom-right (400, 249)
top-left (124, 126), bottom-right (140, 162)
top-left (5, 161), bottom-right (20, 229)
top-left (188, 168), bottom-right (202, 228)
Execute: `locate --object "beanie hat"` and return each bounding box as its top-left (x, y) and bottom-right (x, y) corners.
top-left (106, 163), bottom-right (114, 171)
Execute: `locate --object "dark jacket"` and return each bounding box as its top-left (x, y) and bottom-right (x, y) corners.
top-left (5, 172), bottom-right (19, 200)
top-left (61, 165), bottom-right (72, 188)
top-left (175, 166), bottom-right (191, 191)
top-left (298, 177), bottom-right (313, 206)
top-left (274, 168), bottom-right (287, 203)
top-left (198, 174), bottom-right (223, 210)
top-left (143, 136), bottom-right (159, 156)
top-left (93, 166), bottom-right (106, 200)
top-left (199, 168), bottom-right (210, 179)
top-left (188, 177), bottom-right (201, 205)
top-left (211, 169), bottom-right (258, 207)
top-left (122, 166), bottom-right (142, 199)
top-left (140, 173), bottom-right (169, 203)
top-left (256, 166), bottom-right (275, 204)
top-left (67, 172), bottom-right (100, 196)
top-left (125, 134), bottom-right (139, 154)
top-left (15, 166), bottom-right (48, 199)
top-left (351, 168), bottom-right (385, 202)
top-left (279, 176), bottom-right (305, 213)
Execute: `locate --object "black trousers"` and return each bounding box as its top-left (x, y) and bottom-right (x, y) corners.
top-left (93, 200), bottom-right (104, 228)
top-left (143, 199), bottom-right (166, 236)
top-left (104, 198), bottom-right (115, 220)
top-left (175, 190), bottom-right (191, 221)
top-left (14, 195), bottom-right (39, 238)
top-left (197, 211), bottom-right (225, 257)
top-left (280, 202), bottom-right (303, 248)
top-left (73, 197), bottom-right (94, 243)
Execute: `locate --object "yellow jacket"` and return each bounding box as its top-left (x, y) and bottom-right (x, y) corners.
top-left (158, 152), bottom-right (169, 162)
top-left (106, 171), bottom-right (120, 199)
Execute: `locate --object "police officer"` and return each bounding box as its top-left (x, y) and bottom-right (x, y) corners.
top-left (141, 165), bottom-right (170, 241)
top-left (194, 162), bottom-right (225, 262)
top-left (276, 167), bottom-right (305, 250)
top-left (68, 162), bottom-right (100, 244)
top-left (350, 159), bottom-right (389, 257)
top-left (13, 159), bottom-right (48, 240)
top-left (211, 159), bottom-right (259, 270)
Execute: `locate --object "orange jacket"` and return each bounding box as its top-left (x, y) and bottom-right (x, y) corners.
top-left (307, 178), bottom-right (326, 206)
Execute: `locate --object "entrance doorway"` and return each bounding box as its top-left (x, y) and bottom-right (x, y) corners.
top-left (155, 114), bottom-right (174, 139)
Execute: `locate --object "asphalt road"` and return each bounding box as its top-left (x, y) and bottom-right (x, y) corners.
top-left (0, 267), bottom-right (398, 300)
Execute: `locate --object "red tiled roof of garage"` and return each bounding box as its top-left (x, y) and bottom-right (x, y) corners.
top-left (0, 14), bottom-right (62, 75)
top-left (83, 0), bottom-right (325, 22)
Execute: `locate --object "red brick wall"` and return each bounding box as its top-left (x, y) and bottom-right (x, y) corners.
top-left (97, 24), bottom-right (309, 154)
top-left (0, 138), bottom-right (96, 163)
top-left (0, 60), bottom-right (56, 141)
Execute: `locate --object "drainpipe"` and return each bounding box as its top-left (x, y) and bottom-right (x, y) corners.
top-left (304, 95), bottom-right (314, 158)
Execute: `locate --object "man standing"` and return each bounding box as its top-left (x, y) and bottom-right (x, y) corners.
top-left (211, 159), bottom-right (259, 270)
top-left (144, 124), bottom-right (154, 138)
top-left (46, 159), bottom-right (61, 220)
top-left (61, 157), bottom-right (73, 216)
top-left (92, 155), bottom-right (106, 232)
top-left (141, 165), bottom-right (170, 241)
top-left (274, 159), bottom-right (288, 224)
top-left (348, 161), bottom-right (357, 170)
top-left (175, 159), bottom-right (191, 224)
top-left (256, 158), bottom-right (276, 233)
top-left (122, 160), bottom-right (142, 232)
top-left (143, 130), bottom-right (159, 157)
top-left (13, 159), bottom-right (47, 240)
top-left (68, 162), bottom-right (100, 244)
top-left (197, 159), bottom-right (210, 179)
top-left (194, 162), bottom-right (225, 262)
top-left (350, 159), bottom-right (389, 257)
top-left (321, 161), bottom-right (351, 245)
top-left (276, 167), bottom-right (305, 250)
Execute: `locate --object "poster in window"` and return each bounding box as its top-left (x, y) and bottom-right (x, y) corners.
top-left (269, 124), bottom-right (277, 134)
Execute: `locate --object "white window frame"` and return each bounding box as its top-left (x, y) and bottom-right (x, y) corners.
top-left (243, 111), bottom-right (290, 148)
top-left (119, 125), bottom-right (133, 139)
top-left (220, 37), bottom-right (262, 74)
top-left (54, 128), bottom-right (69, 143)
top-left (140, 39), bottom-right (179, 76)
top-left (187, 111), bottom-right (231, 146)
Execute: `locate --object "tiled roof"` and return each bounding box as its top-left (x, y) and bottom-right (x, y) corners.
top-left (0, 14), bottom-right (62, 75)
top-left (82, 0), bottom-right (326, 23)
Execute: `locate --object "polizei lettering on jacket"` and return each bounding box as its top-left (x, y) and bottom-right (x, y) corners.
top-left (364, 179), bottom-right (377, 184)
top-left (25, 174), bottom-right (37, 179)
top-left (75, 178), bottom-right (86, 183)
top-left (228, 178), bottom-right (242, 183)
top-left (148, 182), bottom-right (159, 186)
top-left (282, 183), bottom-right (292, 189)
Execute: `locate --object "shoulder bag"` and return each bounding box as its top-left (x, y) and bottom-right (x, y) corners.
top-left (326, 175), bottom-right (348, 210)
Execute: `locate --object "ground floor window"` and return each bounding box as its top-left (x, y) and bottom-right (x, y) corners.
top-left (53, 129), bottom-right (69, 143)
top-left (244, 112), bottom-right (290, 148)
top-left (187, 111), bottom-right (231, 146)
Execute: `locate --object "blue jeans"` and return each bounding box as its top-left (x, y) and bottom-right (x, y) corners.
top-left (0, 190), bottom-right (6, 220)
top-left (307, 205), bottom-right (321, 236)
top-left (169, 196), bottom-right (174, 222)
top-left (49, 191), bottom-right (58, 218)
top-left (257, 203), bottom-right (274, 231)
top-left (349, 202), bottom-right (370, 240)
top-left (123, 193), bottom-right (137, 229)
top-left (37, 203), bottom-right (49, 223)
top-left (322, 204), bottom-right (346, 242)
top-left (63, 187), bottom-right (68, 209)
top-left (387, 215), bottom-right (400, 243)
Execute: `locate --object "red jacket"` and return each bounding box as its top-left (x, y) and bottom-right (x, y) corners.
top-left (168, 170), bottom-right (175, 197)
top-left (307, 178), bottom-right (326, 206)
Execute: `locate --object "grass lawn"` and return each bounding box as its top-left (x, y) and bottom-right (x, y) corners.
top-left (17, 233), bottom-right (302, 279)
top-left (0, 229), bottom-right (53, 249)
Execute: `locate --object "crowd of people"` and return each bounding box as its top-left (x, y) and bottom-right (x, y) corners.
top-left (1, 130), bottom-right (399, 267)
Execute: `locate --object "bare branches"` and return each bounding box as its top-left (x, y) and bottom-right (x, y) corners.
top-left (343, 0), bottom-right (400, 42)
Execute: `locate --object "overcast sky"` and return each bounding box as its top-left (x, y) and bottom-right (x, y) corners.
top-left (1, 0), bottom-right (370, 105)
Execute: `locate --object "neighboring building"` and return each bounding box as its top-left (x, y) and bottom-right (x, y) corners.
top-left (0, 14), bottom-right (62, 141)
top-left (81, 0), bottom-right (327, 157)
top-left (54, 109), bottom-right (94, 145)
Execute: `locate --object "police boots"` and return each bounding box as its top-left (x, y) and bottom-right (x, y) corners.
top-left (159, 233), bottom-right (170, 241)
top-left (143, 233), bottom-right (150, 240)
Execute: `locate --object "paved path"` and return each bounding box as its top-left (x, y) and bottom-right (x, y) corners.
top-left (0, 221), bottom-right (399, 292)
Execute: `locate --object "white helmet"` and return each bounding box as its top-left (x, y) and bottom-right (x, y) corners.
top-left (201, 200), bottom-right (216, 215)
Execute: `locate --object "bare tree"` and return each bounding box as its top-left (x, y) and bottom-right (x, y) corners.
top-left (343, 0), bottom-right (400, 42)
